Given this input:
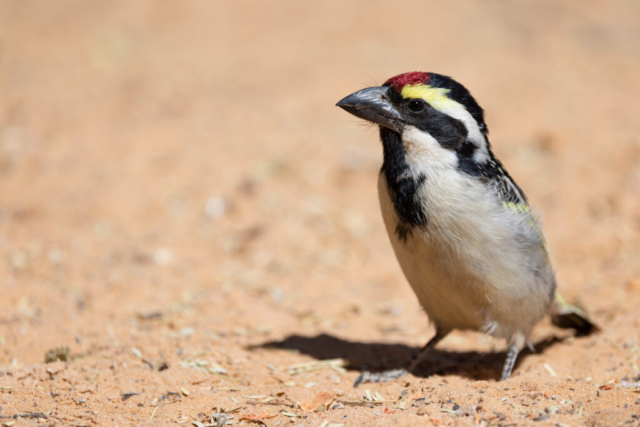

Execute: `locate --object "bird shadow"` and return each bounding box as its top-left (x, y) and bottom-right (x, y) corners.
top-left (252, 333), bottom-right (567, 381)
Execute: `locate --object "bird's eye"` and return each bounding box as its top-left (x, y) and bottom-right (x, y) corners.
top-left (407, 100), bottom-right (426, 114)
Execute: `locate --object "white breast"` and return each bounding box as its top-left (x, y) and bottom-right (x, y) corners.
top-left (378, 126), bottom-right (553, 341)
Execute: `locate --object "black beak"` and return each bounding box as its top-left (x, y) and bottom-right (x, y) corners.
top-left (336, 86), bottom-right (403, 133)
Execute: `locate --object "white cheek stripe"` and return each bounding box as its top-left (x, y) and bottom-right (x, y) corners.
top-left (402, 126), bottom-right (459, 171)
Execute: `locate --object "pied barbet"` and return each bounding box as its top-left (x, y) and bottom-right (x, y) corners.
top-left (336, 72), bottom-right (597, 386)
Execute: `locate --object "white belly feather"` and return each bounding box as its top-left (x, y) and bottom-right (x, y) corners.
top-left (378, 127), bottom-right (553, 344)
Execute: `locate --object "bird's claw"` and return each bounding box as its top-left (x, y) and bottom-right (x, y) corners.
top-left (353, 368), bottom-right (409, 388)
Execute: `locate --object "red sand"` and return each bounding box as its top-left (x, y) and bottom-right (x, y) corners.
top-left (1, 1), bottom-right (639, 426)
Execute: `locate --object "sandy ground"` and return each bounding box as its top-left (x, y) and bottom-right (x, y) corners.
top-left (1, 1), bottom-right (640, 426)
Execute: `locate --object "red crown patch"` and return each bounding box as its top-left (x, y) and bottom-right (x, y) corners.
top-left (384, 72), bottom-right (431, 91)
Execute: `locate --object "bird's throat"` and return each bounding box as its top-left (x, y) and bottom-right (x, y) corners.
top-left (379, 127), bottom-right (428, 239)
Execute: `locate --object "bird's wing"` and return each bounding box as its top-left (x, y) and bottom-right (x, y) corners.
top-left (489, 171), bottom-right (551, 253)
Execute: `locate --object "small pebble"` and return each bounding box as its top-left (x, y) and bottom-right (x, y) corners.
top-left (205, 196), bottom-right (228, 219)
top-left (153, 248), bottom-right (173, 265)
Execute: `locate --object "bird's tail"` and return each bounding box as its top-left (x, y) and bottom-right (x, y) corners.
top-left (549, 292), bottom-right (599, 336)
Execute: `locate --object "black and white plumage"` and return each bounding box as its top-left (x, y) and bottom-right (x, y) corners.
top-left (336, 72), bottom-right (596, 386)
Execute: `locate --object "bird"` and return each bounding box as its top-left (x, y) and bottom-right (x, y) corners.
top-left (336, 72), bottom-right (597, 386)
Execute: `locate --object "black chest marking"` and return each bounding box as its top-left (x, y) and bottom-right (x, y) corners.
top-left (380, 127), bottom-right (427, 241)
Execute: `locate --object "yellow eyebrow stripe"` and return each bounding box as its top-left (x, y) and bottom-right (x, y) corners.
top-left (400, 83), bottom-right (455, 111)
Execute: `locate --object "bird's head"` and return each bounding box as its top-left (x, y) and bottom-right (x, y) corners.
top-left (337, 72), bottom-right (488, 152)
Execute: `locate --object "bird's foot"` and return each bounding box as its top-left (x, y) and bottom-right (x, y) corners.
top-left (353, 368), bottom-right (409, 388)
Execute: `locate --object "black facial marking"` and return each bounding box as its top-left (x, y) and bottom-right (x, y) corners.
top-left (380, 127), bottom-right (428, 241)
top-left (385, 86), bottom-right (468, 150)
top-left (412, 110), bottom-right (467, 149)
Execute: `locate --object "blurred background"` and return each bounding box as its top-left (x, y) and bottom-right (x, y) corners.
top-left (0, 1), bottom-right (639, 424)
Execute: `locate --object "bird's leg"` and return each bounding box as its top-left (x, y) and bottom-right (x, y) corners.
top-left (500, 345), bottom-right (520, 381)
top-left (354, 331), bottom-right (446, 387)
top-left (405, 331), bottom-right (446, 372)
